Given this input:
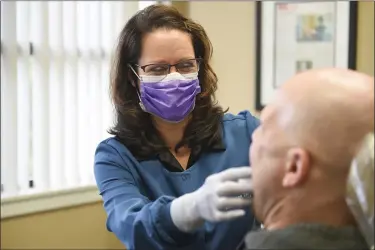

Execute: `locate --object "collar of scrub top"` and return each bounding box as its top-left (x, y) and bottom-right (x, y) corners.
top-left (132, 122), bottom-right (227, 162)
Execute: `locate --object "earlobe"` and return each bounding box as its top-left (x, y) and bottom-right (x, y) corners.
top-left (127, 69), bottom-right (139, 88)
top-left (282, 148), bottom-right (310, 187)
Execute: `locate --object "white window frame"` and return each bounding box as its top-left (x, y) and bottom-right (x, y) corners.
top-left (1, 186), bottom-right (100, 218)
top-left (0, 1), bottom-right (146, 219)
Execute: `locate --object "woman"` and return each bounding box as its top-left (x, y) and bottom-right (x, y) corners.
top-left (94, 4), bottom-right (260, 250)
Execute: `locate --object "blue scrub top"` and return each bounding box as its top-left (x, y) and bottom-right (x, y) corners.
top-left (94, 110), bottom-right (260, 250)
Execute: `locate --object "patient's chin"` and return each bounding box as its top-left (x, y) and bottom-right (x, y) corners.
top-left (250, 196), bottom-right (262, 222)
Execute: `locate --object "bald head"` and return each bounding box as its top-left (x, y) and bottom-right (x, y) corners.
top-left (250, 68), bottom-right (374, 227)
top-left (275, 68), bottom-right (374, 168)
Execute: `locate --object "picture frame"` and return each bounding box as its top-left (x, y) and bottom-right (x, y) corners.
top-left (255, 1), bottom-right (358, 111)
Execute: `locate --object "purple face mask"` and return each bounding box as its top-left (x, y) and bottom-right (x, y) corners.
top-left (139, 72), bottom-right (201, 123)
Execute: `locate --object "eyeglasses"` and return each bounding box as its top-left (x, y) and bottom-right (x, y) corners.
top-left (134, 58), bottom-right (202, 77)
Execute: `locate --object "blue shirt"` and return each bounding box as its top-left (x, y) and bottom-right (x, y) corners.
top-left (94, 110), bottom-right (260, 250)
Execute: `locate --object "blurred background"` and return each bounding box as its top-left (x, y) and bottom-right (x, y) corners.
top-left (1, 1), bottom-right (373, 249)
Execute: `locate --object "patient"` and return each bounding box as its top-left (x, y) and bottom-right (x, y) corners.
top-left (243, 68), bottom-right (374, 249)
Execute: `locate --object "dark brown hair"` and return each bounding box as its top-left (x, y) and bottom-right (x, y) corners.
top-left (109, 4), bottom-right (226, 158)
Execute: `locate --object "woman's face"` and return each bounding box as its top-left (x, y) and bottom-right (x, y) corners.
top-left (138, 28), bottom-right (195, 78)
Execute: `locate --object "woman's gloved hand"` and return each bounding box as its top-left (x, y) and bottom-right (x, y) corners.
top-left (170, 166), bottom-right (253, 233)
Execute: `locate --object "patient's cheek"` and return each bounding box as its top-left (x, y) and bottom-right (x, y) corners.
top-left (250, 143), bottom-right (260, 163)
top-left (251, 169), bottom-right (261, 194)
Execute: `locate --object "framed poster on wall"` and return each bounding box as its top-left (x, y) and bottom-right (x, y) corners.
top-left (255, 1), bottom-right (358, 111)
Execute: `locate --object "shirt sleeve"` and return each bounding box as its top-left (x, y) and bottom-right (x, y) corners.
top-left (94, 140), bottom-right (200, 250)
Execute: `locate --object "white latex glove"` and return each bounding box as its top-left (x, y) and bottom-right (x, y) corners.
top-left (170, 166), bottom-right (253, 232)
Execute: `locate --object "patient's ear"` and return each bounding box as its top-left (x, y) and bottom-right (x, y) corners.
top-left (282, 148), bottom-right (310, 187)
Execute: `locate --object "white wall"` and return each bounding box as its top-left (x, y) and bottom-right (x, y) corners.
top-left (189, 2), bottom-right (258, 115)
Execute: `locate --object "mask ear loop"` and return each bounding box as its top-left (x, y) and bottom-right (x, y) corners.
top-left (128, 64), bottom-right (146, 111)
